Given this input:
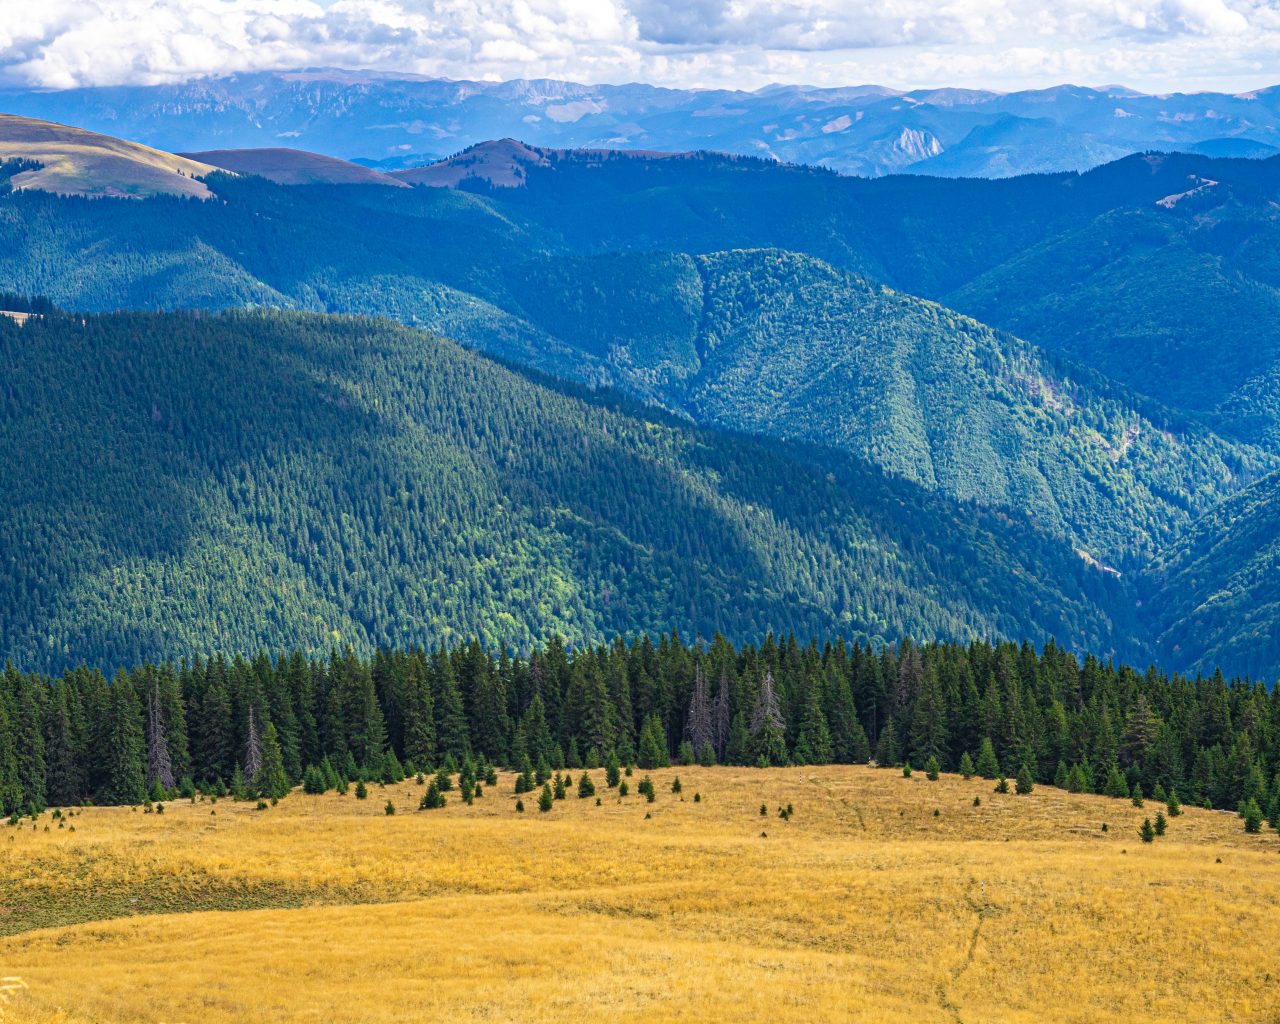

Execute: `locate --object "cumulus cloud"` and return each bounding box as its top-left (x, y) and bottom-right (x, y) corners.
top-left (0, 0), bottom-right (1275, 91)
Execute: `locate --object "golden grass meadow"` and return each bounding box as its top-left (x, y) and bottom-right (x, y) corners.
top-left (1, 766), bottom-right (1278, 1024)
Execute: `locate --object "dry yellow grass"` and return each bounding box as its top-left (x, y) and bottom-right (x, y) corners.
top-left (0, 114), bottom-right (219, 198)
top-left (1, 766), bottom-right (1278, 1024)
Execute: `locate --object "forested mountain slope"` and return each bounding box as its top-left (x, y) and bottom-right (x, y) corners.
top-left (0, 171), bottom-right (1270, 567)
top-left (0, 310), bottom-right (1131, 673)
top-left (1142, 473), bottom-right (1280, 680)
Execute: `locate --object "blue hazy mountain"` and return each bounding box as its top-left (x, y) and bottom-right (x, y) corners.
top-left (3, 70), bottom-right (1279, 178)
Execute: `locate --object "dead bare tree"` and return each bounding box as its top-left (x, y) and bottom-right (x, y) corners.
top-left (145, 684), bottom-right (175, 792)
top-left (244, 704), bottom-right (264, 784)
top-left (713, 668), bottom-right (731, 761)
top-left (750, 668), bottom-right (785, 736)
top-left (686, 665), bottom-right (713, 755)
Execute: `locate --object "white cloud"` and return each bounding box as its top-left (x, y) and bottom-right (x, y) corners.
top-left (0, 0), bottom-right (1275, 91)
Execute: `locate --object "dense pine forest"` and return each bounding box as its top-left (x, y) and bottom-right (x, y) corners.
top-left (0, 309), bottom-right (1131, 671)
top-left (0, 635), bottom-right (1277, 831)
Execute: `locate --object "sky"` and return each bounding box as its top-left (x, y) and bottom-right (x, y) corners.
top-left (0, 0), bottom-right (1278, 94)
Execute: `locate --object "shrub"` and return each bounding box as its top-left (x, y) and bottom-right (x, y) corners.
top-left (902, 763), bottom-right (912, 778)
top-left (619, 780), bottom-right (629, 797)
top-left (671, 776), bottom-right (682, 794)
top-left (760, 803), bottom-right (767, 816)
top-left (516, 799), bottom-right (525, 813)
top-left (994, 776), bottom-right (1009, 794)
top-left (972, 796), bottom-right (981, 807)
top-left (384, 800), bottom-right (396, 816)
top-left (694, 792), bottom-right (701, 803)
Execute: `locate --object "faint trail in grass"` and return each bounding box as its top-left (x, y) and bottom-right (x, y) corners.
top-left (936, 892), bottom-right (989, 1024)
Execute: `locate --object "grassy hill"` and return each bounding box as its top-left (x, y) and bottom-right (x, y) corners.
top-left (183, 147), bottom-right (409, 187)
top-left (0, 309), bottom-right (1133, 672)
top-left (2, 765), bottom-right (1278, 1023)
top-left (0, 114), bottom-right (218, 198)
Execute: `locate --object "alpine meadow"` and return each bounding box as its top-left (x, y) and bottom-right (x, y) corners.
top-left (1, 14), bottom-right (1280, 1023)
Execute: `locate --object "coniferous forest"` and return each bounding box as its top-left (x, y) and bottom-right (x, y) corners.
top-left (2, 635), bottom-right (1277, 830)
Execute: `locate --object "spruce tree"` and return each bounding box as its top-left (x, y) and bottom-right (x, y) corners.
top-left (975, 737), bottom-right (999, 780)
top-left (1140, 818), bottom-right (1155, 843)
top-left (577, 772), bottom-right (595, 799)
top-left (925, 755), bottom-right (941, 781)
top-left (255, 722), bottom-right (290, 800)
top-left (958, 752), bottom-right (975, 780)
top-left (1015, 763), bottom-right (1034, 795)
top-left (538, 782), bottom-right (554, 812)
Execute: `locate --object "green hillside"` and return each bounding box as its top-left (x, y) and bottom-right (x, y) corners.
top-left (0, 310), bottom-right (1132, 673)
top-left (1142, 472), bottom-right (1280, 679)
top-left (1, 180), bottom-right (1268, 565)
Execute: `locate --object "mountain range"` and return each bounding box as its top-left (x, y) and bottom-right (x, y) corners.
top-left (0, 111), bottom-right (1277, 681)
top-left (3, 70), bottom-right (1280, 178)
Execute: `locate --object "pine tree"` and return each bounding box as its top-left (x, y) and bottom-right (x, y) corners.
top-left (255, 722), bottom-right (290, 800)
top-left (420, 778), bottom-right (445, 809)
top-left (1166, 788), bottom-right (1182, 817)
top-left (1100, 762), bottom-right (1131, 793)
top-left (975, 736), bottom-right (1000, 779)
top-left (1131, 782), bottom-right (1144, 808)
top-left (637, 714), bottom-right (669, 770)
top-left (401, 660), bottom-right (436, 771)
top-left (103, 671), bottom-right (146, 806)
top-left (958, 752), bottom-right (975, 780)
top-left (538, 782), bottom-right (554, 812)
top-left (605, 751), bottom-right (621, 788)
top-left (1241, 799), bottom-right (1263, 834)
top-left (1154, 811), bottom-right (1167, 836)
top-left (577, 772), bottom-right (595, 799)
top-left (874, 718), bottom-right (900, 767)
top-left (1016, 763), bottom-right (1034, 795)
top-left (303, 765), bottom-right (326, 794)
top-left (1140, 818), bottom-right (1155, 843)
top-left (925, 755), bottom-right (941, 781)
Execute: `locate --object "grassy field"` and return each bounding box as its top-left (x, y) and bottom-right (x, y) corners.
top-left (1, 765), bottom-right (1277, 1024)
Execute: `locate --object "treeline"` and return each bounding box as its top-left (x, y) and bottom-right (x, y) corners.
top-left (0, 634), bottom-right (1276, 829)
top-left (0, 292), bottom-right (55, 314)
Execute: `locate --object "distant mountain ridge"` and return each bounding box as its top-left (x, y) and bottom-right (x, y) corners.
top-left (3, 70), bottom-right (1280, 178)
